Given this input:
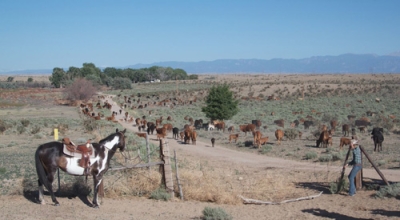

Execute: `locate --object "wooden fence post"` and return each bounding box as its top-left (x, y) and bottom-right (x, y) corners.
top-left (160, 139), bottom-right (174, 198)
top-left (359, 145), bottom-right (390, 186)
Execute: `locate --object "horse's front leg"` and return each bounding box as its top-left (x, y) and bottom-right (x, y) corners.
top-left (92, 174), bottom-right (103, 208)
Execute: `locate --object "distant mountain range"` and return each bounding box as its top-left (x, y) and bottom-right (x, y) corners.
top-left (2, 53), bottom-right (400, 75)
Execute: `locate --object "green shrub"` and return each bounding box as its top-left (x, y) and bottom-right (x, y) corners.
top-left (375, 183), bottom-right (400, 198)
top-left (331, 152), bottom-right (344, 161)
top-left (17, 125), bottom-right (26, 134)
top-left (0, 167), bottom-right (6, 175)
top-left (202, 206), bottom-right (232, 220)
top-left (30, 125), bottom-right (41, 134)
top-left (20, 119), bottom-right (30, 127)
top-left (377, 160), bottom-right (386, 166)
top-left (330, 178), bottom-right (348, 194)
top-left (260, 145), bottom-right (272, 154)
top-left (149, 187), bottom-right (171, 201)
top-left (318, 154), bottom-right (332, 162)
top-left (284, 128), bottom-right (298, 140)
top-left (305, 151), bottom-right (318, 160)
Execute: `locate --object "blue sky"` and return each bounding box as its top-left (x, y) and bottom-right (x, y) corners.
top-left (1, 0), bottom-right (399, 71)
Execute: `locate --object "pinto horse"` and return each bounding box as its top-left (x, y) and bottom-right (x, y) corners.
top-left (35, 128), bottom-right (126, 208)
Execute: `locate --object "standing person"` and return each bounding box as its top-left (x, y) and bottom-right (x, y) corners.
top-left (344, 139), bottom-right (362, 196)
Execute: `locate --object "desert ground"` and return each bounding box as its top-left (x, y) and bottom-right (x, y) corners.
top-left (0, 74), bottom-right (399, 219)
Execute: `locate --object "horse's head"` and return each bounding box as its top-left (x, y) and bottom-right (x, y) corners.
top-left (116, 128), bottom-right (127, 152)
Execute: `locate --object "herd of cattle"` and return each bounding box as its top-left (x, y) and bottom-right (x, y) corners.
top-left (79, 96), bottom-right (387, 153)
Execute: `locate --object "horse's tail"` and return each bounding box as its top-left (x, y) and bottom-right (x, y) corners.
top-left (35, 147), bottom-right (52, 191)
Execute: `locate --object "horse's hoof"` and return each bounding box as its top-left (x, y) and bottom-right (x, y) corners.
top-left (54, 203), bottom-right (60, 206)
top-left (92, 205), bottom-right (99, 209)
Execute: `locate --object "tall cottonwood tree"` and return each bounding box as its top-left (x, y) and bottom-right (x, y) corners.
top-left (202, 84), bottom-right (239, 121)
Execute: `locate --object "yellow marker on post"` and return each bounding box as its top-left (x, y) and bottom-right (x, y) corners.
top-left (54, 129), bottom-right (58, 141)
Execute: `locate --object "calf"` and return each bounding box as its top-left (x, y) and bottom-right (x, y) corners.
top-left (275, 129), bottom-right (284, 145)
top-left (229, 134), bottom-right (239, 143)
top-left (257, 137), bottom-right (269, 149)
top-left (339, 137), bottom-right (351, 150)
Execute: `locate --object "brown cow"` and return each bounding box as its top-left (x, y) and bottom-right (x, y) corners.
top-left (162, 123), bottom-right (173, 132)
top-left (358, 126), bottom-right (366, 133)
top-left (239, 124), bottom-right (256, 136)
top-left (275, 129), bottom-right (284, 145)
top-left (330, 120), bottom-right (338, 130)
top-left (214, 121), bottom-right (226, 132)
top-left (191, 130), bottom-right (197, 145)
top-left (135, 132), bottom-right (147, 139)
top-left (179, 131), bottom-right (185, 142)
top-left (228, 126), bottom-right (234, 133)
top-left (328, 136), bottom-right (333, 147)
top-left (339, 137), bottom-right (352, 150)
top-left (257, 137), bottom-right (269, 149)
top-left (316, 131), bottom-right (329, 148)
top-left (252, 131), bottom-right (262, 147)
top-left (184, 129), bottom-right (192, 144)
top-left (135, 118), bottom-right (141, 126)
top-left (229, 134), bottom-right (239, 143)
top-left (156, 127), bottom-right (167, 140)
top-left (342, 124), bottom-right (350, 136)
top-left (274, 119), bottom-right (285, 128)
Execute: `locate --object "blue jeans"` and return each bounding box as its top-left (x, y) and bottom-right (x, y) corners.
top-left (348, 165), bottom-right (362, 196)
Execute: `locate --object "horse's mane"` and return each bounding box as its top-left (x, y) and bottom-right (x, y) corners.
top-left (99, 132), bottom-right (119, 143)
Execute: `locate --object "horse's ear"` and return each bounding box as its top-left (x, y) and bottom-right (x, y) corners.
top-left (122, 129), bottom-right (126, 134)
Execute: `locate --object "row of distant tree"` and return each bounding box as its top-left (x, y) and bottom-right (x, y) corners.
top-left (49, 63), bottom-right (198, 89)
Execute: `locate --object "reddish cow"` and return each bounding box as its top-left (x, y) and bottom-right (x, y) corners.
top-left (239, 124), bottom-right (256, 136)
top-left (316, 131), bottom-right (329, 148)
top-left (275, 129), bottom-right (284, 145)
top-left (252, 131), bottom-right (262, 147)
top-left (257, 137), bottom-right (269, 149)
top-left (339, 137), bottom-right (351, 150)
top-left (229, 134), bottom-right (239, 143)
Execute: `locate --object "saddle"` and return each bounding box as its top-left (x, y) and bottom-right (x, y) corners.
top-left (62, 137), bottom-right (94, 175)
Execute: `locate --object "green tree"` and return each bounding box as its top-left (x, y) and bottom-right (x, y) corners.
top-left (202, 84), bottom-right (239, 121)
top-left (112, 77), bottom-right (132, 89)
top-left (27, 77), bottom-right (33, 82)
top-left (49, 67), bottom-right (66, 88)
top-left (7, 77), bottom-right (14, 82)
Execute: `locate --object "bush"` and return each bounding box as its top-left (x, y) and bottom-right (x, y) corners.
top-left (260, 145), bottom-right (272, 154)
top-left (64, 78), bottom-right (97, 101)
top-left (20, 119), bottom-right (30, 127)
top-left (284, 128), bottom-right (298, 140)
top-left (17, 125), bottom-right (26, 134)
top-left (202, 207), bottom-right (232, 220)
top-left (30, 125), bottom-right (41, 134)
top-left (330, 178), bottom-right (348, 194)
top-left (112, 77), bottom-right (132, 90)
top-left (318, 154), bottom-right (332, 162)
top-left (375, 183), bottom-right (400, 198)
top-left (149, 187), bottom-right (171, 201)
top-left (305, 151), bottom-right (318, 160)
